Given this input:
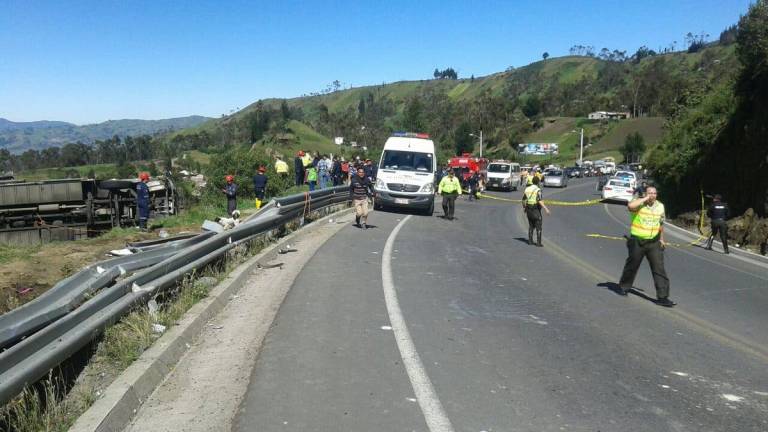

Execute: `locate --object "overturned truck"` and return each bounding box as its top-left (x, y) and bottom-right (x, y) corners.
top-left (0, 177), bottom-right (176, 245)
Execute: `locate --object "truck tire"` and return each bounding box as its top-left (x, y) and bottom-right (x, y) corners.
top-left (99, 180), bottom-right (134, 190)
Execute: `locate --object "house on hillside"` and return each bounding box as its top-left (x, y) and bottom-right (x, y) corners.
top-left (588, 111), bottom-right (631, 120)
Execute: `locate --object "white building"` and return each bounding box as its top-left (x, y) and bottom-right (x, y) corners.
top-left (588, 111), bottom-right (631, 120)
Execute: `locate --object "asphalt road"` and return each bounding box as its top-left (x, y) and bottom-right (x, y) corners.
top-left (233, 178), bottom-right (768, 432)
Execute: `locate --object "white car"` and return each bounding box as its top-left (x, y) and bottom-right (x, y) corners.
top-left (602, 178), bottom-right (635, 202)
top-left (613, 171), bottom-right (638, 189)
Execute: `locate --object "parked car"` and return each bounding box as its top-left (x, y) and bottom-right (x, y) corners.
top-left (567, 166), bottom-right (583, 178)
top-left (614, 171), bottom-right (638, 189)
top-left (543, 170), bottom-right (568, 188)
top-left (601, 178), bottom-right (635, 202)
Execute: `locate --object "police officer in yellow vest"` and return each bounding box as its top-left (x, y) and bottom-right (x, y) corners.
top-left (618, 186), bottom-right (676, 307)
top-left (438, 169), bottom-right (462, 220)
top-left (522, 177), bottom-right (550, 246)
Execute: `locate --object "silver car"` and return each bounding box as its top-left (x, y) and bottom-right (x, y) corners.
top-left (543, 170), bottom-right (568, 188)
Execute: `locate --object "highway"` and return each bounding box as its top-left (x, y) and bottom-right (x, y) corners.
top-left (231, 178), bottom-right (768, 432)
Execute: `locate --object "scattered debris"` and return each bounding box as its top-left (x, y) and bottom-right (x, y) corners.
top-left (151, 323), bottom-right (166, 334)
top-left (722, 394), bottom-right (744, 402)
top-left (108, 248), bottom-right (134, 256)
top-left (196, 276), bottom-right (218, 288)
top-left (15, 287), bottom-right (33, 295)
top-left (158, 229), bottom-right (169, 239)
top-left (278, 248), bottom-right (298, 254)
top-left (147, 299), bottom-right (159, 318)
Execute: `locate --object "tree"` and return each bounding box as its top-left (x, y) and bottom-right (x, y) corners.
top-left (454, 122), bottom-right (473, 155)
top-left (621, 132), bottom-right (645, 162)
top-left (542, 52), bottom-right (549, 61)
top-left (522, 96), bottom-right (541, 118)
top-left (403, 97), bottom-right (424, 132)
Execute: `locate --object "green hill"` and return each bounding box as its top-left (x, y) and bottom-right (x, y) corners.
top-left (169, 43), bottom-right (737, 165)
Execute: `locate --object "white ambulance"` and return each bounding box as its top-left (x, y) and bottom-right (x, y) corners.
top-left (374, 132), bottom-right (436, 215)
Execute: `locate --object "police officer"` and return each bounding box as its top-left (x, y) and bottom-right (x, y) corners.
top-left (438, 169), bottom-right (462, 220)
top-left (618, 186), bottom-right (676, 307)
top-left (222, 175), bottom-right (238, 216)
top-left (136, 172), bottom-right (151, 231)
top-left (522, 176), bottom-right (550, 246)
top-left (294, 152), bottom-right (305, 187)
top-left (349, 167), bottom-right (373, 229)
top-left (253, 166), bottom-right (268, 209)
top-left (706, 194), bottom-right (730, 254)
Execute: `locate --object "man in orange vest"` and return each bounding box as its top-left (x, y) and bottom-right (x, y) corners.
top-left (618, 186), bottom-right (675, 307)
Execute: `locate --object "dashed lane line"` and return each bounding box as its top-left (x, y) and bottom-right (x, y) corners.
top-left (381, 215), bottom-right (455, 432)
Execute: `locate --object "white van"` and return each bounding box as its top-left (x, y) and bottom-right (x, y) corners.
top-left (486, 161), bottom-right (521, 191)
top-left (374, 132), bottom-right (436, 215)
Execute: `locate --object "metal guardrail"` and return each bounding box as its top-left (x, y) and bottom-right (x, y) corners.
top-left (0, 186), bottom-right (349, 405)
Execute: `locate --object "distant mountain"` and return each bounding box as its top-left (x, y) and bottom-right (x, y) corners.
top-left (0, 115), bottom-right (212, 153)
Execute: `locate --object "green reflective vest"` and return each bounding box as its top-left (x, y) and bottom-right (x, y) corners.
top-left (630, 201), bottom-right (665, 239)
top-left (439, 176), bottom-right (462, 194)
top-left (524, 185), bottom-right (540, 206)
top-left (306, 167), bottom-right (318, 182)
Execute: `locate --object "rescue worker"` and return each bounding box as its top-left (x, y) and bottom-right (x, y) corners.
top-left (222, 175), bottom-right (238, 216)
top-left (364, 159), bottom-right (377, 182)
top-left (706, 194), bottom-right (730, 254)
top-left (253, 166), bottom-right (268, 209)
top-left (521, 167), bottom-right (530, 186)
top-left (294, 151), bottom-right (305, 187)
top-left (522, 176), bottom-right (550, 246)
top-left (467, 170), bottom-right (479, 201)
top-left (302, 151), bottom-right (313, 169)
top-left (136, 172), bottom-right (151, 231)
top-left (618, 186), bottom-right (676, 307)
top-left (438, 169), bottom-right (462, 220)
top-left (349, 167), bottom-right (373, 229)
top-left (275, 156), bottom-right (289, 178)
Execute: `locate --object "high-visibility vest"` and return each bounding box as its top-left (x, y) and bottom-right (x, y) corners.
top-left (527, 176), bottom-right (533, 185)
top-left (439, 176), bottom-right (462, 194)
top-left (275, 160), bottom-right (289, 173)
top-left (630, 202), bottom-right (665, 239)
top-left (524, 185), bottom-right (540, 206)
top-left (306, 167), bottom-right (318, 182)
top-left (302, 154), bottom-right (313, 167)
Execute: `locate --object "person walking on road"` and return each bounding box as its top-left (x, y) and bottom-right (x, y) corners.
top-left (618, 186), bottom-right (676, 307)
top-left (438, 169), bottom-right (462, 220)
top-left (136, 172), bottom-right (151, 231)
top-left (253, 166), bottom-right (268, 209)
top-left (706, 194), bottom-right (730, 254)
top-left (349, 167), bottom-right (373, 229)
top-left (467, 170), bottom-right (479, 201)
top-left (522, 176), bottom-right (550, 247)
top-left (222, 175), bottom-right (238, 216)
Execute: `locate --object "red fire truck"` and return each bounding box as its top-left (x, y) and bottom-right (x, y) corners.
top-left (448, 153), bottom-right (488, 184)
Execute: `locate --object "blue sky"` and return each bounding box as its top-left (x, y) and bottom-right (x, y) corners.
top-left (0, 0), bottom-right (752, 124)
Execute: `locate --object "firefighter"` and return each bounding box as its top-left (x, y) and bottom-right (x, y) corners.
top-left (438, 169), bottom-right (462, 220)
top-left (467, 170), bottom-right (479, 201)
top-left (522, 176), bottom-right (550, 246)
top-left (294, 151), bottom-right (305, 187)
top-left (706, 194), bottom-right (730, 254)
top-left (136, 172), bottom-right (151, 231)
top-left (253, 166), bottom-right (268, 209)
top-left (222, 175), bottom-right (238, 216)
top-left (618, 186), bottom-right (676, 307)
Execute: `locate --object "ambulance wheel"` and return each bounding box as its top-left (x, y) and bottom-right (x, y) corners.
top-left (423, 202), bottom-right (434, 216)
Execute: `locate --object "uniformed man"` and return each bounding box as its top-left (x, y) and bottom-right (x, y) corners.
top-left (438, 169), bottom-right (462, 220)
top-left (253, 166), bottom-right (268, 209)
top-left (136, 172), bottom-right (151, 231)
top-left (522, 176), bottom-right (550, 246)
top-left (349, 167), bottom-right (373, 229)
top-left (222, 175), bottom-right (238, 216)
top-left (618, 186), bottom-right (676, 307)
top-left (705, 194), bottom-right (730, 254)
top-left (275, 156), bottom-right (289, 178)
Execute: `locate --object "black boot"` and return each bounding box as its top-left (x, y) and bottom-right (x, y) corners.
top-left (705, 236), bottom-right (713, 250)
top-left (355, 215), bottom-right (361, 227)
top-left (536, 231), bottom-right (543, 247)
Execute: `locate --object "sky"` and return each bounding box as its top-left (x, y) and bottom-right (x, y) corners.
top-left (0, 0), bottom-right (753, 125)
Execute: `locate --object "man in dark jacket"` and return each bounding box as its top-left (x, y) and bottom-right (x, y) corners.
top-left (363, 159), bottom-right (377, 181)
top-left (253, 166), bottom-right (268, 209)
top-left (349, 167), bottom-right (373, 229)
top-left (222, 175), bottom-right (238, 216)
top-left (706, 194), bottom-right (730, 254)
top-left (136, 172), bottom-right (151, 230)
top-left (294, 151), bottom-right (305, 187)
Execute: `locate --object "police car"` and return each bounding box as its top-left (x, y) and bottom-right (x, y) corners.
top-left (601, 178), bottom-right (634, 202)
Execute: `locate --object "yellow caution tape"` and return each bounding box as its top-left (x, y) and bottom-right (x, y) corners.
top-left (478, 192), bottom-right (602, 206)
top-left (585, 233), bottom-right (706, 249)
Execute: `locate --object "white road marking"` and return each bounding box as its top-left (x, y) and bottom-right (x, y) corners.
top-left (382, 215), bottom-right (455, 432)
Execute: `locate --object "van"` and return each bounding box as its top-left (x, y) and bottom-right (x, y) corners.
top-left (374, 132), bottom-right (436, 215)
top-left (486, 161), bottom-right (521, 191)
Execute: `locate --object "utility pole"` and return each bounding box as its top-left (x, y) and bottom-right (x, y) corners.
top-left (479, 130), bottom-right (483, 158)
top-left (579, 128), bottom-right (584, 165)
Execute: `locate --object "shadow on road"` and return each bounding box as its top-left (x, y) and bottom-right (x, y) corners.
top-left (597, 282), bottom-right (656, 303)
top-left (513, 237), bottom-right (530, 244)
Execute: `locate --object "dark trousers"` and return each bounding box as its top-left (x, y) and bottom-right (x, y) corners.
top-left (707, 219), bottom-right (729, 251)
top-left (254, 188), bottom-right (265, 200)
top-left (227, 198), bottom-right (237, 216)
top-left (442, 192), bottom-right (458, 219)
top-left (295, 171), bottom-right (304, 187)
top-left (525, 207), bottom-right (542, 244)
top-left (137, 205), bottom-right (149, 229)
top-left (619, 237), bottom-right (670, 299)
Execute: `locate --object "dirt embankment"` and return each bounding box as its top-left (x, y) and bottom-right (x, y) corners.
top-left (674, 208), bottom-right (768, 254)
top-left (0, 230), bottom-right (177, 314)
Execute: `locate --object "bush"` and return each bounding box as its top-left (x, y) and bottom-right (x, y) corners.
top-left (207, 146), bottom-right (294, 199)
